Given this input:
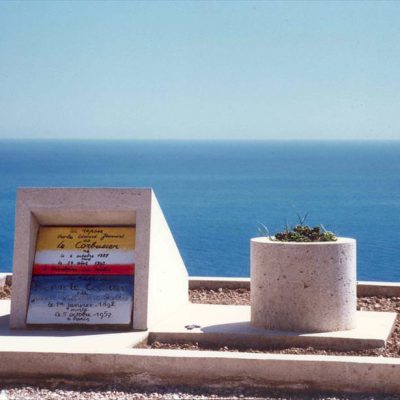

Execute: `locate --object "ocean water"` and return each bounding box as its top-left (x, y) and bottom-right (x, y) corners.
top-left (0, 140), bottom-right (399, 281)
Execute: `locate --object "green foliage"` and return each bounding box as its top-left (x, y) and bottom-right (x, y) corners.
top-left (274, 224), bottom-right (337, 242)
top-left (259, 214), bottom-right (337, 242)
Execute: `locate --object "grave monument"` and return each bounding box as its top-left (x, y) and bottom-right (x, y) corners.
top-left (10, 188), bottom-right (188, 330)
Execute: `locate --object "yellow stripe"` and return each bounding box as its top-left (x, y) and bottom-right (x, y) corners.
top-left (35, 226), bottom-right (136, 251)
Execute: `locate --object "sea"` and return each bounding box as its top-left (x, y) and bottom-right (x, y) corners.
top-left (0, 140), bottom-right (399, 282)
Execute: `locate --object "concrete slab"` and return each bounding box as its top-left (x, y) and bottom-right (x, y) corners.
top-left (150, 303), bottom-right (396, 351)
top-left (0, 300), bottom-right (148, 352)
top-left (3, 298), bottom-right (394, 354)
top-left (1, 299), bottom-right (400, 394)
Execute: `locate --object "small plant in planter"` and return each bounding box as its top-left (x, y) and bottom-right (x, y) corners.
top-left (258, 213), bottom-right (337, 242)
top-left (251, 214), bottom-right (356, 333)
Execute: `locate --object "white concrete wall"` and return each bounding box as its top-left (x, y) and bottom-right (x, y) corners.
top-left (146, 191), bottom-right (188, 328)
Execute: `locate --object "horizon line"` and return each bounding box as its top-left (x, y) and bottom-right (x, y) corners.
top-left (0, 138), bottom-right (399, 142)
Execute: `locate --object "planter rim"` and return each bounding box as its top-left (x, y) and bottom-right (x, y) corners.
top-left (251, 237), bottom-right (355, 245)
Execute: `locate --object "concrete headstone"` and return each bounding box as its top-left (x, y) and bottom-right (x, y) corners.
top-left (10, 188), bottom-right (188, 330)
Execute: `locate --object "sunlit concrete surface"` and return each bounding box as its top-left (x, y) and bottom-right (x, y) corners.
top-left (1, 280), bottom-right (400, 394)
top-left (150, 303), bottom-right (396, 351)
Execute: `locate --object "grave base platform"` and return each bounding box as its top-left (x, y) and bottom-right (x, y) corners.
top-left (150, 303), bottom-right (396, 352)
top-left (0, 293), bottom-right (400, 394)
top-left (1, 299), bottom-right (395, 354)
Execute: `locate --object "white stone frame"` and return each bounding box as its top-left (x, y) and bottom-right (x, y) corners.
top-left (10, 188), bottom-right (188, 330)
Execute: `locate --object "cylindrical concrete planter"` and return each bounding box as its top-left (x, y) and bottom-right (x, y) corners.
top-left (250, 237), bottom-right (356, 333)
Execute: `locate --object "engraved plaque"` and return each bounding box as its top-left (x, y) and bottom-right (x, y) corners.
top-left (26, 226), bottom-right (135, 326)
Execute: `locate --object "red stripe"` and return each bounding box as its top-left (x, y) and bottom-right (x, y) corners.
top-left (33, 264), bottom-right (135, 276)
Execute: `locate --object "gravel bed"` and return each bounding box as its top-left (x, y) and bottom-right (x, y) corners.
top-left (1, 286), bottom-right (400, 398)
top-left (1, 384), bottom-right (400, 400)
top-left (190, 288), bottom-right (250, 305)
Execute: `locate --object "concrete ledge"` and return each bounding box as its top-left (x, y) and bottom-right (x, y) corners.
top-left (357, 281), bottom-right (400, 297)
top-left (1, 344), bottom-right (400, 394)
top-left (189, 276), bottom-right (250, 290)
top-left (115, 350), bottom-right (400, 394)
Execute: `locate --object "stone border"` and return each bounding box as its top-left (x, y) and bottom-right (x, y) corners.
top-left (189, 276), bottom-right (250, 289)
top-left (357, 281), bottom-right (400, 297)
top-left (0, 347), bottom-right (400, 394)
top-left (189, 276), bottom-right (400, 298)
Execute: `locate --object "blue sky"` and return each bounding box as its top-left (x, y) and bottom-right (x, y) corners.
top-left (0, 1), bottom-right (399, 140)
